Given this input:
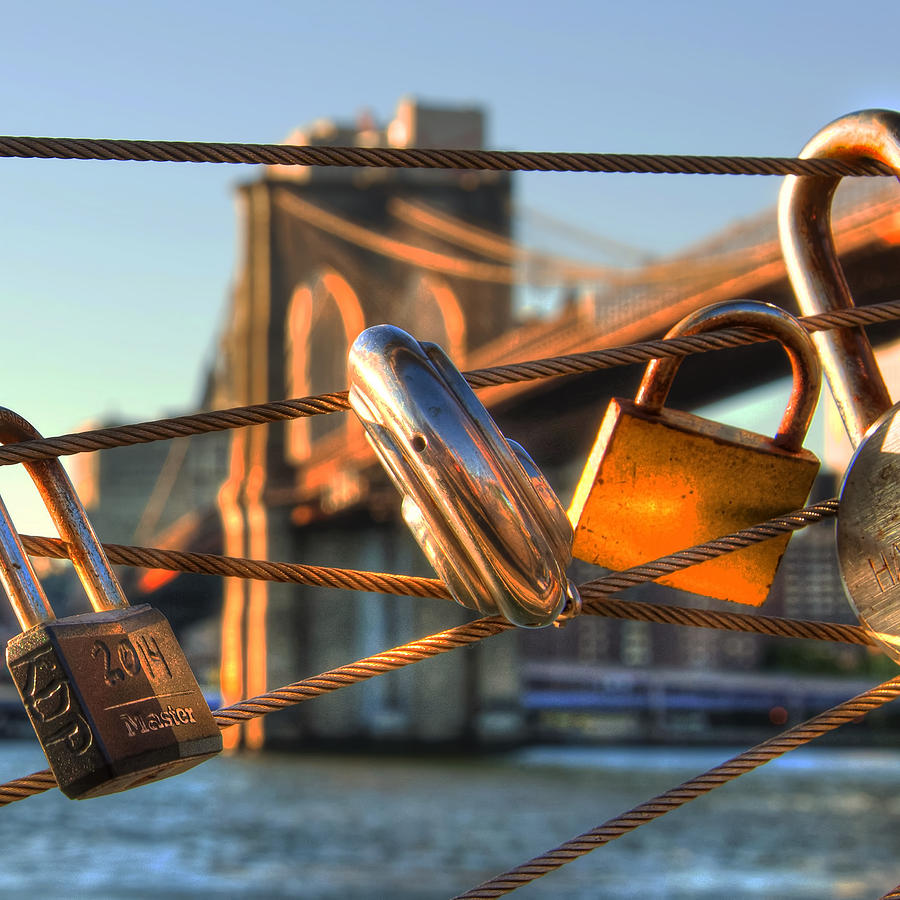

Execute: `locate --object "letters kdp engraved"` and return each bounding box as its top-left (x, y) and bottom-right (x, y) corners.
top-left (10, 644), bottom-right (96, 762)
top-left (0, 405), bottom-right (221, 798)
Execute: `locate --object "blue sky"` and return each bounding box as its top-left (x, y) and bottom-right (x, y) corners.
top-left (0, 0), bottom-right (898, 533)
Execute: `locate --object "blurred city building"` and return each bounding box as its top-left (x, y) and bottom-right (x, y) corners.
top-left (72, 98), bottom-right (900, 748)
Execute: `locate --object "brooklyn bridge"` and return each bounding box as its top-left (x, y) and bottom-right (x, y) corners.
top-left (47, 98), bottom-right (900, 750)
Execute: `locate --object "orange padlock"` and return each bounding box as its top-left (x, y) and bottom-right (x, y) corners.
top-left (567, 300), bottom-right (821, 605)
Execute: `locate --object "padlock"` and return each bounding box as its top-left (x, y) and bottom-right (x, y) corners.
top-left (348, 324), bottom-right (578, 627)
top-left (0, 407), bottom-right (222, 798)
top-left (568, 299), bottom-right (821, 606)
top-left (778, 108), bottom-right (900, 659)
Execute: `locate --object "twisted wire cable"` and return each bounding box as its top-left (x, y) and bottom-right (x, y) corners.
top-left (454, 676), bottom-right (900, 898)
top-left (1, 301), bottom-right (899, 467)
top-left (881, 885), bottom-right (900, 900)
top-left (0, 770), bottom-right (56, 805)
top-left (20, 534), bottom-right (453, 600)
top-left (587, 597), bottom-right (871, 646)
top-left (580, 499), bottom-right (840, 596)
top-left (0, 498), bottom-right (867, 807)
top-left (211, 616), bottom-right (514, 728)
top-left (20, 498), bottom-right (869, 646)
top-left (0, 619), bottom-right (515, 806)
top-left (203, 497), bottom-right (865, 728)
top-left (0, 136), bottom-right (894, 176)
top-left (0, 605), bottom-right (873, 807)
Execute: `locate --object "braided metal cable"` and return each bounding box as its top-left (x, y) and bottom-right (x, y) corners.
top-left (461, 301), bottom-right (900, 386)
top-left (0, 619), bottom-right (515, 806)
top-left (0, 136), bottom-right (894, 176)
top-left (210, 615), bottom-right (871, 730)
top-left (192, 502), bottom-right (864, 729)
top-left (0, 392), bottom-right (352, 466)
top-left (0, 136), bottom-right (893, 177)
top-left (212, 616), bottom-right (514, 728)
top-left (580, 499), bottom-right (840, 596)
top-left (205, 498), bottom-right (864, 727)
top-left (0, 770), bottom-right (56, 806)
top-left (0, 498), bottom-right (864, 807)
top-left (0, 601), bottom-right (873, 808)
top-left (454, 676), bottom-right (900, 898)
top-left (880, 885), bottom-right (900, 900)
top-left (20, 498), bottom-right (870, 646)
top-left (587, 597), bottom-right (872, 646)
top-left (1, 301), bottom-right (900, 467)
top-left (20, 534), bottom-right (452, 600)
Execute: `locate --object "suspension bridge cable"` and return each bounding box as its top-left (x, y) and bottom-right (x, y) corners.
top-left (274, 192), bottom-right (522, 285)
top-left (388, 197), bottom-right (622, 279)
top-left (518, 204), bottom-right (653, 264)
top-left (389, 198), bottom-right (759, 288)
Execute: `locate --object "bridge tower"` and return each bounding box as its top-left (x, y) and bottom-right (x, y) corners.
top-left (212, 98), bottom-right (519, 749)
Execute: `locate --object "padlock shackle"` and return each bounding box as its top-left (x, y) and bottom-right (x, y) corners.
top-left (778, 108), bottom-right (900, 448)
top-left (0, 494), bottom-right (54, 631)
top-left (0, 407), bottom-right (128, 616)
top-left (634, 300), bottom-right (821, 453)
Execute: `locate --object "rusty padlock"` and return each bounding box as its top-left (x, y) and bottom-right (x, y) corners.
top-left (568, 299), bottom-right (821, 605)
top-left (779, 108), bottom-right (900, 659)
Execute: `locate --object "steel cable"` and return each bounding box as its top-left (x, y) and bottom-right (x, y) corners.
top-left (1, 301), bottom-right (899, 467)
top-left (0, 498), bottom-right (868, 806)
top-left (19, 498), bottom-right (870, 646)
top-left (580, 499), bottom-right (840, 595)
top-left (0, 136), bottom-right (894, 176)
top-left (0, 607), bottom-right (871, 808)
top-left (453, 676), bottom-right (900, 898)
top-left (4, 122), bottom-right (898, 893)
top-left (21, 533), bottom-right (453, 599)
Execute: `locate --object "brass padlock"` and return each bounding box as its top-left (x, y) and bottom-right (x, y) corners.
top-left (779, 108), bottom-right (900, 659)
top-left (568, 299), bottom-right (821, 605)
top-left (0, 407), bottom-right (222, 798)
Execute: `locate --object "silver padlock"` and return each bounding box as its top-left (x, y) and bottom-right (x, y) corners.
top-left (779, 107), bottom-right (900, 658)
top-left (348, 324), bottom-right (578, 627)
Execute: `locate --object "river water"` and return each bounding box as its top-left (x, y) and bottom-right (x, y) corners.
top-left (0, 740), bottom-right (897, 899)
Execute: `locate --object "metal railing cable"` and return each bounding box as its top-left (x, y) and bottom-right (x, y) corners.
top-left (0, 308), bottom-right (889, 890)
top-left (1, 300), bottom-right (900, 468)
top-left (0, 497), bottom-right (872, 807)
top-left (18, 499), bottom-right (870, 646)
top-left (454, 675), bottom-right (900, 899)
top-left (21, 532), bottom-right (455, 599)
top-left (4, 126), bottom-right (898, 895)
top-left (0, 136), bottom-right (895, 176)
